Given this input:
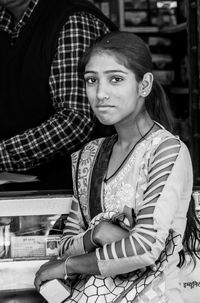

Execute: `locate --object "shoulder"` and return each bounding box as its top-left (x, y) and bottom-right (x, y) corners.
top-left (71, 137), bottom-right (106, 165)
top-left (71, 137), bottom-right (107, 192)
top-left (150, 129), bottom-right (192, 165)
top-left (66, 11), bottom-right (111, 31)
top-left (151, 129), bottom-right (180, 150)
top-left (58, 12), bottom-right (110, 45)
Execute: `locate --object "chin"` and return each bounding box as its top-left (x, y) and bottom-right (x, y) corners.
top-left (98, 119), bottom-right (114, 126)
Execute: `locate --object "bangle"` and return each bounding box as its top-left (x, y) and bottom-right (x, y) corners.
top-left (64, 256), bottom-right (71, 281)
top-left (90, 228), bottom-right (98, 248)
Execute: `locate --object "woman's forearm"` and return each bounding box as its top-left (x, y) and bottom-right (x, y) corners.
top-left (66, 222), bottom-right (129, 276)
top-left (67, 252), bottom-right (100, 276)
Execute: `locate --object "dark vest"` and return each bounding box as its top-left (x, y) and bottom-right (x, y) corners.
top-left (0, 0), bottom-right (117, 140)
top-left (0, 0), bottom-right (117, 190)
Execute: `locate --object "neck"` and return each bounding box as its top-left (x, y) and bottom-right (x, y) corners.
top-left (115, 112), bottom-right (154, 150)
top-left (6, 0), bottom-right (31, 21)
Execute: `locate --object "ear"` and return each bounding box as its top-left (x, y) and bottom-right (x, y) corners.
top-left (138, 72), bottom-right (154, 97)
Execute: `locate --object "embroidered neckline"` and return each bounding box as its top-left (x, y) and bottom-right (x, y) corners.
top-left (104, 122), bottom-right (156, 183)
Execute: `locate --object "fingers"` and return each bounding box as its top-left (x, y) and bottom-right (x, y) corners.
top-left (34, 266), bottom-right (52, 291)
top-left (34, 269), bottom-right (45, 291)
top-left (34, 259), bottom-right (66, 292)
top-left (150, 264), bottom-right (157, 271)
top-left (34, 261), bottom-right (53, 291)
top-left (139, 264), bottom-right (157, 276)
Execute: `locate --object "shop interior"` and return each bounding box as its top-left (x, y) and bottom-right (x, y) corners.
top-left (0, 0), bottom-right (200, 302)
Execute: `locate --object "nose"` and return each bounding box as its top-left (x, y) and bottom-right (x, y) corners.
top-left (96, 81), bottom-right (108, 102)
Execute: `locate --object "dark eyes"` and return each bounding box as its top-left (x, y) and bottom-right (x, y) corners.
top-left (84, 76), bottom-right (124, 85)
top-left (85, 77), bottom-right (96, 85)
top-left (112, 76), bottom-right (123, 83)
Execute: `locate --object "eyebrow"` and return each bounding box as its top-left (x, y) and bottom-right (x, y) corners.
top-left (84, 70), bottom-right (128, 75)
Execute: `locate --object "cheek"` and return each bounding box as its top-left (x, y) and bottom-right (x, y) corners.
top-left (86, 88), bottom-right (95, 107)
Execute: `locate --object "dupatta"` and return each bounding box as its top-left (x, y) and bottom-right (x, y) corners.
top-left (74, 135), bottom-right (117, 227)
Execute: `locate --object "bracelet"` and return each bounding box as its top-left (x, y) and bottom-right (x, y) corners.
top-left (64, 256), bottom-right (71, 281)
top-left (90, 228), bottom-right (98, 248)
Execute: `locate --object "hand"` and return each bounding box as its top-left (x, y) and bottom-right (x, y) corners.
top-left (34, 258), bottom-right (65, 291)
top-left (93, 221), bottom-right (129, 246)
top-left (123, 205), bottom-right (136, 228)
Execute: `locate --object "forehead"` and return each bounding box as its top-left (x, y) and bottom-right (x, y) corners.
top-left (85, 52), bottom-right (128, 71)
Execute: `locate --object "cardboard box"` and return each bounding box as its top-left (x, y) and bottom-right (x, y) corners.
top-left (40, 279), bottom-right (70, 303)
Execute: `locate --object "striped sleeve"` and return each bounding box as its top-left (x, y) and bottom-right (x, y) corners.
top-left (59, 196), bottom-right (86, 257)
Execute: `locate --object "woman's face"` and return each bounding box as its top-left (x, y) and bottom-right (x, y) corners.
top-left (84, 52), bottom-right (144, 127)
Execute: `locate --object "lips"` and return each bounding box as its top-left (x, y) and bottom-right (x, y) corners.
top-left (96, 104), bottom-right (113, 108)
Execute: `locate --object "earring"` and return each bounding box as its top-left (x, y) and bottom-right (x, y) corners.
top-left (142, 89), bottom-right (150, 97)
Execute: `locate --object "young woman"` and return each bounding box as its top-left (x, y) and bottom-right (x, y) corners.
top-left (34, 31), bottom-right (200, 302)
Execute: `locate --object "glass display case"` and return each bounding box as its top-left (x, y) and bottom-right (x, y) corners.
top-left (0, 190), bottom-right (72, 292)
top-left (0, 189), bottom-right (199, 302)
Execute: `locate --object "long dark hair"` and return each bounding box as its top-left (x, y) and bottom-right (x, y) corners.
top-left (79, 31), bottom-right (200, 267)
top-left (79, 31), bottom-right (174, 132)
top-left (178, 196), bottom-right (200, 268)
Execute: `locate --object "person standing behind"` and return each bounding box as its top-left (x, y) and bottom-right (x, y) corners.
top-left (34, 31), bottom-right (200, 302)
top-left (0, 0), bottom-right (117, 189)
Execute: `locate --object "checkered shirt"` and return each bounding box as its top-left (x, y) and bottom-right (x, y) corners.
top-left (0, 0), bottom-right (110, 170)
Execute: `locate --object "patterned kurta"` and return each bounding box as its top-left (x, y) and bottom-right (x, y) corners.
top-left (60, 125), bottom-right (193, 303)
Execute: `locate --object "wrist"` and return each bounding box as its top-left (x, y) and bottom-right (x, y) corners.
top-left (64, 256), bottom-right (73, 280)
top-left (83, 228), bottom-right (98, 253)
top-left (90, 228), bottom-right (98, 248)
